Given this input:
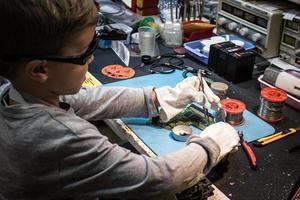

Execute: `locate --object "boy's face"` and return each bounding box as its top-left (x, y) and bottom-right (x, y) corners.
top-left (44, 25), bottom-right (96, 95)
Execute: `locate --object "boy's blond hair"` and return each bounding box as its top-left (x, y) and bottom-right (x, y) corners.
top-left (0, 0), bottom-right (97, 80)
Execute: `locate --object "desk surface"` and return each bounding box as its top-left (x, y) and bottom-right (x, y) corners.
top-left (89, 44), bottom-right (300, 200)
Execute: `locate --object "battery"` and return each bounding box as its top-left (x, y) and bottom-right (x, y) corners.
top-left (225, 50), bottom-right (256, 83)
top-left (208, 41), bottom-right (235, 71)
top-left (208, 41), bottom-right (255, 83)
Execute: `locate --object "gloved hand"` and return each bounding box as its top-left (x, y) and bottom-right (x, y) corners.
top-left (155, 75), bottom-right (220, 122)
top-left (196, 122), bottom-right (240, 162)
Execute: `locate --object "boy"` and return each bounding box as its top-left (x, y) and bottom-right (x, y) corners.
top-left (0, 0), bottom-right (239, 199)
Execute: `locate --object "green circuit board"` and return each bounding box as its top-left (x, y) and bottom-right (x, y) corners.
top-left (151, 104), bottom-right (215, 130)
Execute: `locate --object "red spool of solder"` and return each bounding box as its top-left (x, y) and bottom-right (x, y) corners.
top-left (221, 99), bottom-right (246, 126)
top-left (257, 87), bottom-right (287, 122)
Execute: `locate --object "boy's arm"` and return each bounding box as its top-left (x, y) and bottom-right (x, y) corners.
top-left (56, 124), bottom-right (220, 199)
top-left (61, 86), bottom-right (158, 121)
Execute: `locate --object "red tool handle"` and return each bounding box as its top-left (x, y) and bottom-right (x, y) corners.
top-left (241, 140), bottom-right (257, 170)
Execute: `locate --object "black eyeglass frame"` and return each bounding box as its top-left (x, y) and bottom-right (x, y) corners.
top-left (1, 32), bottom-right (100, 65)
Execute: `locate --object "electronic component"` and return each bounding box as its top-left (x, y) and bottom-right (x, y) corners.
top-left (262, 66), bottom-right (300, 98)
top-left (208, 42), bottom-right (255, 83)
top-left (216, 0), bottom-right (295, 58)
top-left (279, 11), bottom-right (300, 68)
top-left (151, 103), bottom-right (225, 131)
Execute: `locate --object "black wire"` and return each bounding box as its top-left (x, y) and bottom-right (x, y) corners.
top-left (149, 64), bottom-right (175, 74)
top-left (169, 57), bottom-right (184, 66)
top-left (134, 54), bottom-right (186, 74)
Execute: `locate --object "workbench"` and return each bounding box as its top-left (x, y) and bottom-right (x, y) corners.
top-left (89, 43), bottom-right (300, 200)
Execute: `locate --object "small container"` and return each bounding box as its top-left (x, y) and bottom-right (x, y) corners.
top-left (138, 26), bottom-right (156, 56)
top-left (171, 125), bottom-right (192, 142)
top-left (163, 22), bottom-right (183, 47)
top-left (211, 82), bottom-right (229, 100)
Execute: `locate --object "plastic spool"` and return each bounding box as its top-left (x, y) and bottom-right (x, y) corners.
top-left (171, 125), bottom-right (192, 142)
top-left (101, 65), bottom-right (135, 79)
top-left (257, 87), bottom-right (288, 122)
top-left (221, 99), bottom-right (246, 126)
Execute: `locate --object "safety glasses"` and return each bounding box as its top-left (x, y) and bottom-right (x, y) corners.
top-left (1, 32), bottom-right (100, 65)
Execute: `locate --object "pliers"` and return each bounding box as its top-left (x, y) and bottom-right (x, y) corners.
top-left (238, 131), bottom-right (257, 170)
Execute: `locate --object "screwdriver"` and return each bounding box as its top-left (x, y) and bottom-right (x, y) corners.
top-left (253, 127), bottom-right (299, 147)
top-left (238, 131), bottom-right (257, 170)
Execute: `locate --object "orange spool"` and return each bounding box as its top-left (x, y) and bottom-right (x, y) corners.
top-left (221, 99), bottom-right (246, 126)
top-left (257, 87), bottom-right (287, 122)
top-left (101, 65), bottom-right (135, 79)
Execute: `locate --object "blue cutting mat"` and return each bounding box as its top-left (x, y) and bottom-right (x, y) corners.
top-left (105, 70), bottom-right (275, 156)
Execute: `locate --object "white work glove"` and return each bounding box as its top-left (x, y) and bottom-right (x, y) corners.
top-left (199, 122), bottom-right (240, 162)
top-left (155, 75), bottom-right (220, 122)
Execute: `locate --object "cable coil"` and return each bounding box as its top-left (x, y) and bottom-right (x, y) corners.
top-left (221, 99), bottom-right (246, 126)
top-left (257, 87), bottom-right (287, 122)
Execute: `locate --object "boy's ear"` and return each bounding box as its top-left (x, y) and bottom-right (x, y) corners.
top-left (24, 60), bottom-right (48, 83)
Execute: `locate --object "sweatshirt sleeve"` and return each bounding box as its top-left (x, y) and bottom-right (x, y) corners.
top-left (61, 86), bottom-right (158, 121)
top-left (55, 119), bottom-right (220, 199)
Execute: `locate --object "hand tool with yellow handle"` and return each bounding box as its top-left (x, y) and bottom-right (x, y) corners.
top-left (253, 127), bottom-right (299, 147)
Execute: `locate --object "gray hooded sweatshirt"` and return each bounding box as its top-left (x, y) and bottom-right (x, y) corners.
top-left (0, 83), bottom-right (220, 200)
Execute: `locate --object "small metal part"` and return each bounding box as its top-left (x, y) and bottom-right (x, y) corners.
top-left (171, 125), bottom-right (192, 142)
top-left (170, 0), bottom-right (174, 23)
top-left (197, 69), bottom-right (209, 120)
top-left (186, 0), bottom-right (191, 21)
top-left (193, 3), bottom-right (197, 20)
top-left (183, 0), bottom-right (187, 21)
top-left (175, 0), bottom-right (179, 20)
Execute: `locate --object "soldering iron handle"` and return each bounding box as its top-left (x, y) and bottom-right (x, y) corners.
top-left (241, 140), bottom-right (257, 170)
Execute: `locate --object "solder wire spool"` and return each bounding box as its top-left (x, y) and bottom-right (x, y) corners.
top-left (220, 99), bottom-right (246, 126)
top-left (257, 87), bottom-right (288, 122)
